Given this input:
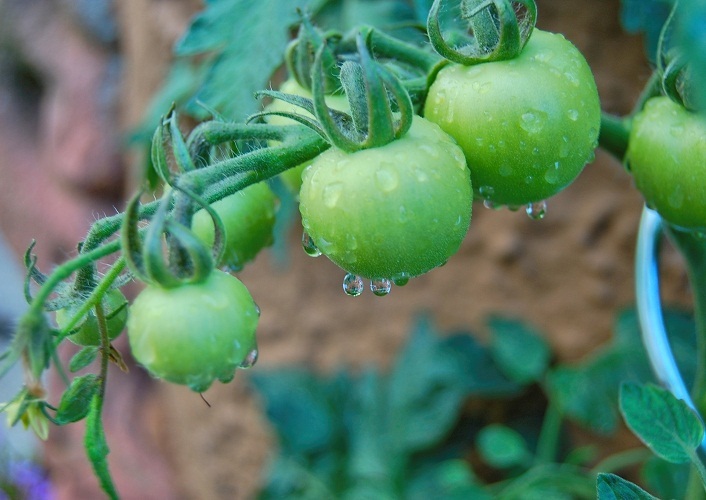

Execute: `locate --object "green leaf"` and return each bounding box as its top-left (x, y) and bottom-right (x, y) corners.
top-left (84, 395), bottom-right (118, 500)
top-left (596, 472), bottom-right (659, 500)
top-left (675, 0), bottom-right (706, 112)
top-left (619, 0), bottom-right (674, 61)
top-left (406, 460), bottom-right (491, 500)
top-left (619, 382), bottom-right (704, 463)
top-left (54, 374), bottom-right (101, 424)
top-left (640, 457), bottom-right (690, 500)
top-left (68, 346), bottom-right (99, 373)
top-left (546, 307), bottom-right (695, 435)
top-left (488, 317), bottom-right (551, 384)
top-left (476, 424), bottom-right (531, 469)
top-left (174, 0), bottom-right (313, 120)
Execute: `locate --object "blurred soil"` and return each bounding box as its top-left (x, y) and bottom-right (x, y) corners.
top-left (0, 0), bottom-right (695, 499)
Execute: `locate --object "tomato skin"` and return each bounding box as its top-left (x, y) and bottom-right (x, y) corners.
top-left (192, 181), bottom-right (277, 271)
top-left (299, 116), bottom-right (472, 280)
top-left (266, 79), bottom-right (348, 193)
top-left (126, 270), bottom-right (259, 392)
top-left (424, 29), bottom-right (600, 206)
top-left (626, 97), bottom-right (706, 231)
top-left (56, 289), bottom-right (128, 346)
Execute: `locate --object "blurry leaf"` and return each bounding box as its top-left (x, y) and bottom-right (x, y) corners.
top-left (596, 472), bottom-right (659, 500)
top-left (489, 317), bottom-right (551, 384)
top-left (54, 374), bottom-right (100, 425)
top-left (619, 0), bottom-right (674, 61)
top-left (174, 0), bottom-right (315, 120)
top-left (675, 0), bottom-right (706, 112)
top-left (84, 396), bottom-right (118, 499)
top-left (496, 464), bottom-right (595, 499)
top-left (546, 307), bottom-right (694, 435)
top-left (258, 455), bottom-right (335, 500)
top-left (640, 456), bottom-right (690, 500)
top-left (406, 459), bottom-right (491, 500)
top-left (68, 346), bottom-right (99, 373)
top-left (476, 424), bottom-right (531, 469)
top-left (315, 0), bottom-right (416, 33)
top-left (250, 368), bottom-right (339, 455)
top-left (619, 382), bottom-right (704, 464)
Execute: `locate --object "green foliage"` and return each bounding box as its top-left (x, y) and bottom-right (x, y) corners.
top-left (251, 309), bottom-right (695, 498)
top-left (546, 308), bottom-right (696, 435)
top-left (597, 473), bottom-right (659, 500)
top-left (619, 0), bottom-right (673, 61)
top-left (619, 382), bottom-right (704, 464)
top-left (54, 374), bottom-right (101, 425)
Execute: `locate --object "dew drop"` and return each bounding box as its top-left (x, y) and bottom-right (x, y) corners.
top-left (221, 263), bottom-right (244, 273)
top-left (239, 347), bottom-right (259, 369)
top-left (375, 168), bottom-right (399, 192)
top-left (564, 71), bottom-right (580, 87)
top-left (415, 169), bottom-right (429, 182)
top-left (478, 185), bottom-right (495, 199)
top-left (483, 199), bottom-right (497, 210)
top-left (370, 278), bottom-right (391, 296)
top-left (532, 147), bottom-right (540, 155)
top-left (507, 205), bottom-right (521, 212)
top-left (392, 273), bottom-right (410, 286)
top-left (567, 109), bottom-right (579, 121)
top-left (526, 200), bottom-right (547, 220)
top-left (302, 231), bottom-right (321, 257)
top-left (544, 162), bottom-right (561, 184)
top-left (520, 110), bottom-right (547, 134)
top-left (420, 144), bottom-right (440, 158)
top-left (323, 182), bottom-right (343, 207)
top-left (476, 137), bottom-right (484, 147)
top-left (559, 136), bottom-right (571, 158)
top-left (343, 273), bottom-right (364, 296)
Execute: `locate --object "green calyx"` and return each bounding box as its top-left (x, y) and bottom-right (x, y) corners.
top-left (285, 14), bottom-right (342, 94)
top-left (257, 32), bottom-right (414, 153)
top-left (427, 0), bottom-right (537, 65)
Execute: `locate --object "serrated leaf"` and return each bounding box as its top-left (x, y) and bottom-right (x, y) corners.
top-left (546, 307), bottom-right (694, 435)
top-left (596, 472), bottom-right (659, 500)
top-left (476, 424), bottom-right (530, 469)
top-left (55, 374), bottom-right (101, 425)
top-left (69, 347), bottom-right (99, 373)
top-left (619, 382), bottom-right (704, 463)
top-left (84, 395), bottom-right (118, 499)
top-left (174, 0), bottom-right (313, 120)
top-left (675, 0), bottom-right (706, 112)
top-left (489, 317), bottom-right (550, 384)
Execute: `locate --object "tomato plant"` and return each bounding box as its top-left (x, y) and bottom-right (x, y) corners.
top-left (424, 29), bottom-right (601, 207)
top-left (265, 79), bottom-right (349, 193)
top-left (126, 270), bottom-right (259, 392)
top-left (626, 96), bottom-right (706, 232)
top-left (55, 289), bottom-right (127, 346)
top-left (300, 116), bottom-right (471, 282)
top-left (192, 181), bottom-right (278, 271)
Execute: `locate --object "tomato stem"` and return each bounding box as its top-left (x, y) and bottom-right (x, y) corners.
top-left (598, 113), bottom-right (631, 162)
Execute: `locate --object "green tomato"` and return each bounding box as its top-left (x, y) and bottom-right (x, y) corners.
top-left (56, 289), bottom-right (128, 346)
top-left (626, 96), bottom-right (706, 232)
top-left (192, 181), bottom-right (277, 271)
top-left (126, 270), bottom-right (259, 392)
top-left (424, 29), bottom-right (601, 207)
top-left (299, 116), bottom-right (472, 281)
top-left (266, 79), bottom-right (349, 193)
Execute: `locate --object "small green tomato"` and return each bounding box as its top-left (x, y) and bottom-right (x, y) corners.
top-left (56, 289), bottom-right (128, 346)
top-left (126, 270), bottom-right (259, 392)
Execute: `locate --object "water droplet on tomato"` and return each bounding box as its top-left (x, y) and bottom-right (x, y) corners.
top-left (419, 144), bottom-right (440, 158)
top-left (392, 273), bottom-right (410, 286)
top-left (559, 136), bottom-right (570, 158)
top-left (343, 273), bottom-right (364, 296)
top-left (323, 183), bottom-right (343, 207)
top-left (499, 164), bottom-right (513, 177)
top-left (519, 110), bottom-right (546, 134)
top-left (478, 185), bottom-right (495, 199)
top-left (302, 231), bottom-right (321, 257)
top-left (526, 200), bottom-right (547, 220)
top-left (564, 71), bottom-right (580, 87)
top-left (370, 278), bottom-right (391, 296)
top-left (375, 168), bottom-right (399, 192)
top-left (483, 199), bottom-right (497, 210)
top-left (567, 109), bottom-right (579, 121)
top-left (544, 162), bottom-right (561, 184)
top-left (239, 347), bottom-right (259, 369)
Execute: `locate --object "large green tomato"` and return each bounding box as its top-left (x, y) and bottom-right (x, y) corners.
top-left (424, 29), bottom-right (601, 207)
top-left (56, 289), bottom-right (128, 346)
top-left (299, 116), bottom-right (472, 281)
top-left (626, 96), bottom-right (706, 232)
top-left (266, 79), bottom-right (349, 193)
top-left (126, 270), bottom-right (259, 392)
top-left (192, 181), bottom-right (277, 271)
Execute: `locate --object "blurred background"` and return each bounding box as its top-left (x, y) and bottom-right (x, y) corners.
top-left (0, 0), bottom-right (695, 498)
